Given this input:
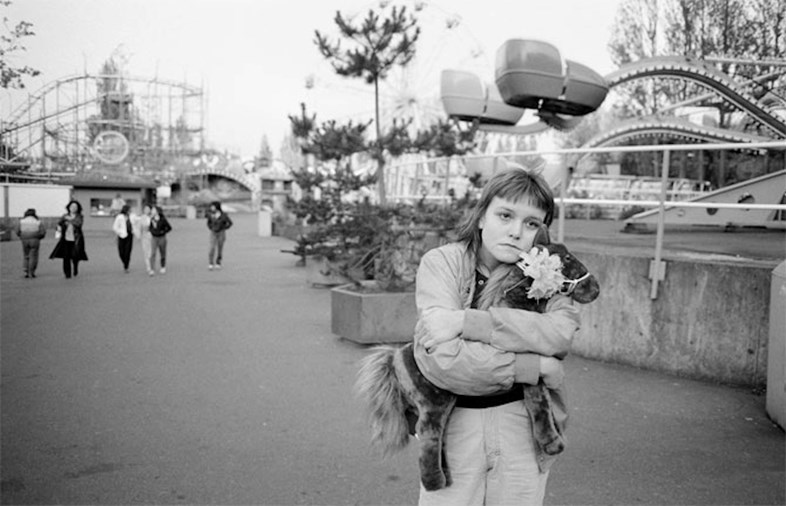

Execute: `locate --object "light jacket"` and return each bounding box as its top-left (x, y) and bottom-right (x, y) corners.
top-left (16, 216), bottom-right (46, 241)
top-left (413, 241), bottom-right (581, 396)
top-left (112, 213), bottom-right (134, 239)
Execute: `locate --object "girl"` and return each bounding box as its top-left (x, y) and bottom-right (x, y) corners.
top-left (112, 204), bottom-right (134, 272)
top-left (413, 168), bottom-right (581, 506)
top-left (206, 200), bottom-right (232, 270)
top-left (137, 203), bottom-right (154, 276)
top-left (149, 205), bottom-right (172, 274)
top-left (50, 200), bottom-right (88, 278)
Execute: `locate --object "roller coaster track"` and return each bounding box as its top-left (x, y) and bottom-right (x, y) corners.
top-left (605, 56), bottom-right (786, 139)
top-left (2, 73), bottom-right (202, 130)
top-left (583, 116), bottom-right (780, 150)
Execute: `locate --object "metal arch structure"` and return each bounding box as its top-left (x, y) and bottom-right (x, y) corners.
top-left (175, 166), bottom-right (261, 195)
top-left (0, 73), bottom-right (206, 174)
top-left (604, 56), bottom-right (786, 139)
top-left (581, 116), bottom-right (781, 151)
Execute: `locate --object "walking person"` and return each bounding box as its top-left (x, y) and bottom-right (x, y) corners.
top-left (137, 203), bottom-right (154, 276)
top-left (50, 200), bottom-right (88, 278)
top-left (149, 205), bottom-right (172, 274)
top-left (413, 168), bottom-right (581, 506)
top-left (112, 204), bottom-right (135, 272)
top-left (16, 208), bottom-right (46, 278)
top-left (206, 200), bottom-right (232, 270)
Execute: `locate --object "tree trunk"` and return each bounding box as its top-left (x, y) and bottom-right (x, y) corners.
top-left (374, 77), bottom-right (387, 205)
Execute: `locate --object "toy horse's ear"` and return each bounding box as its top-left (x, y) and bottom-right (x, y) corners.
top-left (533, 225), bottom-right (550, 246)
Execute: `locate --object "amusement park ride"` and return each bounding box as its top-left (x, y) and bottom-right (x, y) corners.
top-left (1, 35), bottom-right (784, 228)
top-left (439, 39), bottom-right (786, 229)
top-left (0, 72), bottom-right (261, 206)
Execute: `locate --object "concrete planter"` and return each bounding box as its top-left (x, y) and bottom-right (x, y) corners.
top-left (331, 281), bottom-right (416, 344)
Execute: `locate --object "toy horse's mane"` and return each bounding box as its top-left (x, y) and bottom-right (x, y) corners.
top-left (476, 264), bottom-right (519, 311)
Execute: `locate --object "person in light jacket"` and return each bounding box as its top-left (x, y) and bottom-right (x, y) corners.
top-left (50, 200), bottom-right (88, 278)
top-left (206, 200), bottom-right (232, 270)
top-left (413, 168), bottom-right (580, 506)
top-left (136, 203), bottom-right (154, 276)
top-left (112, 204), bottom-right (135, 272)
top-left (16, 208), bottom-right (46, 278)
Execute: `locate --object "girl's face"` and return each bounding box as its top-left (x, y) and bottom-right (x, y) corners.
top-left (151, 207), bottom-right (159, 217)
top-left (67, 203), bottom-right (78, 214)
top-left (478, 195), bottom-right (547, 271)
top-left (143, 205), bottom-right (151, 216)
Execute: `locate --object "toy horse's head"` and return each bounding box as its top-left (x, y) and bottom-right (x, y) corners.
top-left (536, 242), bottom-right (600, 303)
top-left (534, 225), bottom-right (599, 303)
top-left (498, 226), bottom-right (600, 307)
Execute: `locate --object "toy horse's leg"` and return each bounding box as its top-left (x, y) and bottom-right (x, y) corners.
top-left (416, 398), bottom-right (456, 491)
top-left (394, 343), bottom-right (457, 491)
top-left (522, 383), bottom-right (565, 456)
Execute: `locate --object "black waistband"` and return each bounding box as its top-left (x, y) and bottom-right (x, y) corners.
top-left (455, 387), bottom-right (523, 409)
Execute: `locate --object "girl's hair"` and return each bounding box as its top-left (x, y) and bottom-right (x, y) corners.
top-left (66, 200), bottom-right (83, 214)
top-left (153, 205), bottom-right (165, 216)
top-left (210, 201), bottom-right (222, 211)
top-left (120, 204), bottom-right (130, 215)
top-left (455, 168), bottom-right (555, 253)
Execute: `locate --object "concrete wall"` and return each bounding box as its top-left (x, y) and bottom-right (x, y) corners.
top-left (572, 248), bottom-right (773, 387)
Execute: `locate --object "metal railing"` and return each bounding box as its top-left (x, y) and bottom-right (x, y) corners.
top-left (388, 140), bottom-right (786, 299)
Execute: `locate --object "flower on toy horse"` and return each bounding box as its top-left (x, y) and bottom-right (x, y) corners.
top-left (516, 247), bottom-right (566, 299)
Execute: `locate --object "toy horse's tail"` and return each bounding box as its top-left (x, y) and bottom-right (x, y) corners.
top-left (355, 346), bottom-right (412, 456)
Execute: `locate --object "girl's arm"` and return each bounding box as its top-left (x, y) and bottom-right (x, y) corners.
top-left (461, 298), bottom-right (580, 358)
top-left (413, 247), bottom-right (545, 396)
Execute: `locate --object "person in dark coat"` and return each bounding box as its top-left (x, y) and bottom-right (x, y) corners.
top-left (206, 200), bottom-right (232, 270)
top-left (149, 205), bottom-right (173, 274)
top-left (50, 200), bottom-right (88, 278)
top-left (16, 208), bottom-right (46, 278)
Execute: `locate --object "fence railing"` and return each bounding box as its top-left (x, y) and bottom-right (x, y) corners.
top-left (388, 140), bottom-right (786, 299)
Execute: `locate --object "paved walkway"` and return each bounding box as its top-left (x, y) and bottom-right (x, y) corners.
top-left (1, 214), bottom-right (783, 505)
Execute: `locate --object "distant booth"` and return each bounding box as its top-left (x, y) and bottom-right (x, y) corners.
top-left (58, 177), bottom-right (157, 227)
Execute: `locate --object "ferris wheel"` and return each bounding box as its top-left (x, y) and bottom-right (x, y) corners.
top-left (304, 0), bottom-right (491, 135)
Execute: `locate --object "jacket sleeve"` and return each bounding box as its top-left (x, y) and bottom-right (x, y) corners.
top-left (412, 247), bottom-right (542, 396)
top-left (37, 223), bottom-right (46, 239)
top-left (461, 296), bottom-right (580, 358)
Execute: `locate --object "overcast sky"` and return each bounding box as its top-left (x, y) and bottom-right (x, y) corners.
top-left (4, 0), bottom-right (621, 158)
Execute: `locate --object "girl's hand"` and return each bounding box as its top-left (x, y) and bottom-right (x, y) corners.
top-left (539, 356), bottom-right (565, 388)
top-left (419, 308), bottom-right (463, 351)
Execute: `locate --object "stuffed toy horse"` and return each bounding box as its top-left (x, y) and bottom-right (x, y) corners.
top-left (355, 229), bottom-right (600, 491)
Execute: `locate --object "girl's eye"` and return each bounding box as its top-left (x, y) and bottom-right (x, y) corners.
top-left (498, 211), bottom-right (512, 221)
top-left (524, 219), bottom-right (542, 228)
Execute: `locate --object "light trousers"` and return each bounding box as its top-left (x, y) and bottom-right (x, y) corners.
top-left (418, 401), bottom-right (550, 506)
top-left (208, 230), bottom-right (226, 266)
top-left (21, 239), bottom-right (41, 275)
top-left (140, 234), bottom-right (152, 272)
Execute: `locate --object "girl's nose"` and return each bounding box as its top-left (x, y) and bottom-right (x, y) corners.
top-left (508, 222), bottom-right (523, 240)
